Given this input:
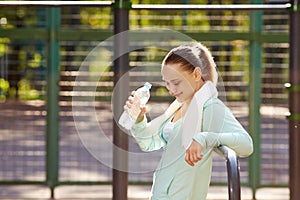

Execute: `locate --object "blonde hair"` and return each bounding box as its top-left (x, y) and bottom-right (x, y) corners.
top-left (162, 42), bottom-right (218, 86)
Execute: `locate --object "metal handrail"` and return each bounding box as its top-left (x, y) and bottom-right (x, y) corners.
top-left (0, 1), bottom-right (291, 11)
top-left (132, 4), bottom-right (291, 11)
top-left (215, 145), bottom-right (241, 200)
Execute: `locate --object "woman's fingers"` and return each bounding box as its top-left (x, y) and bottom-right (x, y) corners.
top-left (185, 140), bottom-right (203, 166)
top-left (185, 152), bottom-right (195, 166)
top-left (128, 96), bottom-right (134, 103)
top-left (139, 105), bottom-right (147, 115)
top-left (185, 151), bottom-right (201, 166)
top-left (124, 91), bottom-right (148, 123)
top-left (135, 106), bottom-right (147, 123)
top-left (124, 95), bottom-right (135, 110)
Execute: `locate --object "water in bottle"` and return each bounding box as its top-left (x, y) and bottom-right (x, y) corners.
top-left (118, 82), bottom-right (152, 130)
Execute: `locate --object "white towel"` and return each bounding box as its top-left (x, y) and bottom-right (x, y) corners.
top-left (181, 81), bottom-right (218, 149)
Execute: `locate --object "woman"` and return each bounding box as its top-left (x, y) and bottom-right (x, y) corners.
top-left (125, 42), bottom-right (253, 200)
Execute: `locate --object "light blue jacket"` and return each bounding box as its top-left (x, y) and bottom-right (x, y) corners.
top-left (131, 98), bottom-right (253, 200)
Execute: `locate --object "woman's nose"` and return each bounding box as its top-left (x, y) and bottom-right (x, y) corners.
top-left (168, 86), bottom-right (176, 95)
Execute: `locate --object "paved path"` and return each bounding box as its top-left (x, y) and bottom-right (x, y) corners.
top-left (0, 100), bottom-right (290, 199)
top-left (0, 185), bottom-right (289, 200)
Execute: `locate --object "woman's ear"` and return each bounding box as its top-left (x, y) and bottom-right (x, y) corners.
top-left (193, 67), bottom-right (203, 82)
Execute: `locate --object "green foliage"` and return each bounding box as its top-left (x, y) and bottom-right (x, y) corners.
top-left (0, 2), bottom-right (289, 103)
top-left (80, 7), bottom-right (112, 29)
top-left (0, 38), bottom-right (10, 57)
top-left (89, 47), bottom-right (112, 82)
top-left (27, 52), bottom-right (42, 68)
top-left (0, 78), bottom-right (9, 102)
top-left (18, 79), bottom-right (40, 100)
top-left (0, 7), bottom-right (39, 28)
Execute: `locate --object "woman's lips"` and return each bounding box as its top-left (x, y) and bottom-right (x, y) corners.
top-left (174, 93), bottom-right (182, 98)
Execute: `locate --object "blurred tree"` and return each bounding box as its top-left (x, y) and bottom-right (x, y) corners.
top-left (8, 8), bottom-right (25, 99)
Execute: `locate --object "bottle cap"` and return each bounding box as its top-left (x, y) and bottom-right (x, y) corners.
top-left (144, 82), bottom-right (152, 90)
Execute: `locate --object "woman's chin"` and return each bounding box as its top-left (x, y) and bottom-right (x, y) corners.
top-left (175, 96), bottom-right (184, 102)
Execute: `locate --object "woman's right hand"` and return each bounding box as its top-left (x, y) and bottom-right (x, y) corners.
top-left (124, 91), bottom-right (147, 124)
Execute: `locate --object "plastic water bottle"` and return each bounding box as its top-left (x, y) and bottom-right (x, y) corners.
top-left (118, 82), bottom-right (152, 130)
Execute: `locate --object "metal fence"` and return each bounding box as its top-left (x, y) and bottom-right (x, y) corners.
top-left (0, 0), bottom-right (293, 199)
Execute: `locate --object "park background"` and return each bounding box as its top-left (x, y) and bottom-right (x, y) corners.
top-left (0, 0), bottom-right (293, 199)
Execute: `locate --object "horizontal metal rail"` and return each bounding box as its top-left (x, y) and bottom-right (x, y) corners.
top-left (0, 1), bottom-right (111, 7)
top-left (0, 29), bottom-right (289, 43)
top-left (132, 4), bottom-right (291, 11)
top-left (0, 1), bottom-right (291, 11)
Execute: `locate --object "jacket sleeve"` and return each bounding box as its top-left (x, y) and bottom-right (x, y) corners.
top-left (130, 115), bottom-right (166, 152)
top-left (193, 99), bottom-right (253, 157)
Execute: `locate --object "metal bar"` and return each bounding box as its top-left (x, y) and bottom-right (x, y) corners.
top-left (289, 0), bottom-right (300, 199)
top-left (226, 150), bottom-right (241, 200)
top-left (0, 181), bottom-right (46, 185)
top-left (0, 28), bottom-right (289, 43)
top-left (112, 0), bottom-right (131, 199)
top-left (216, 146), bottom-right (241, 200)
top-left (46, 7), bottom-right (60, 199)
top-left (285, 84), bottom-right (300, 92)
top-left (248, 0), bottom-right (263, 198)
top-left (0, 1), bottom-right (291, 10)
top-left (0, 1), bottom-right (111, 7)
top-left (287, 114), bottom-right (300, 120)
top-left (132, 3), bottom-right (291, 10)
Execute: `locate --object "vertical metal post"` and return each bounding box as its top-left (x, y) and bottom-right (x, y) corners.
top-left (289, 1), bottom-right (300, 200)
top-left (181, 0), bottom-right (188, 27)
top-left (46, 7), bottom-right (60, 198)
top-left (112, 1), bottom-right (131, 200)
top-left (248, 0), bottom-right (263, 198)
top-left (217, 146), bottom-right (241, 200)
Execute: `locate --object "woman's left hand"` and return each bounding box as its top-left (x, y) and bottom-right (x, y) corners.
top-left (185, 140), bottom-right (203, 166)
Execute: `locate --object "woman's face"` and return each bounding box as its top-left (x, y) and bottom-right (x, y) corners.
top-left (161, 63), bottom-right (203, 103)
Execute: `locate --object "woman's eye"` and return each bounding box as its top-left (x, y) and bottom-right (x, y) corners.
top-left (173, 81), bottom-right (180, 86)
